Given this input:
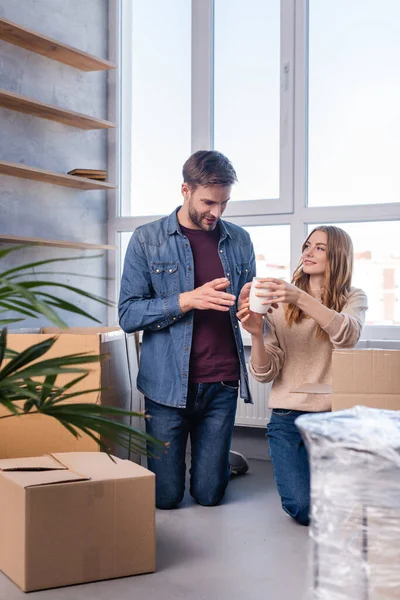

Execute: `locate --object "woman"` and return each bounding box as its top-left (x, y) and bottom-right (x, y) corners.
top-left (237, 226), bottom-right (368, 526)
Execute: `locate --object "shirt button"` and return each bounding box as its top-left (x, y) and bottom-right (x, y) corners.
top-left (157, 325), bottom-right (161, 328)
top-left (184, 347), bottom-right (189, 351)
top-left (169, 269), bottom-right (173, 273)
top-left (185, 244), bottom-right (189, 248)
top-left (226, 272), bottom-right (230, 276)
top-left (173, 317), bottom-right (176, 321)
top-left (188, 267), bottom-right (192, 271)
top-left (234, 325), bottom-right (238, 329)
top-left (183, 373), bottom-right (187, 378)
top-left (220, 250), bottom-right (223, 253)
top-left (245, 269), bottom-right (248, 272)
top-left (156, 269), bottom-right (160, 273)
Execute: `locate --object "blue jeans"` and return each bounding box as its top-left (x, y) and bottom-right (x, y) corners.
top-left (267, 409), bottom-right (311, 526)
top-left (145, 381), bottom-right (238, 509)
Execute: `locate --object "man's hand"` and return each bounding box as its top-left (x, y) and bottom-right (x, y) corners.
top-left (179, 278), bottom-right (236, 313)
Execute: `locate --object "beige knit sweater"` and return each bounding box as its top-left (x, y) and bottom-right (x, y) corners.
top-left (249, 287), bottom-right (368, 412)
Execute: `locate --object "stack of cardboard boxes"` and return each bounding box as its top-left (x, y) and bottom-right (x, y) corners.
top-left (0, 328), bottom-right (155, 592)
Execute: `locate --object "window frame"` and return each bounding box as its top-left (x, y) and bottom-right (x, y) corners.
top-left (108, 0), bottom-right (400, 341)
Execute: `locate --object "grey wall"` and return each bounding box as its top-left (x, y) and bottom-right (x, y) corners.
top-left (0, 0), bottom-right (111, 327)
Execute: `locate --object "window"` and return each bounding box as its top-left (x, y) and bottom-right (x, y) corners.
top-left (112, 0), bottom-right (400, 340)
top-left (308, 222), bottom-right (400, 326)
top-left (214, 0), bottom-right (280, 202)
top-left (120, 0), bottom-right (191, 217)
top-left (244, 225), bottom-right (290, 280)
top-left (308, 0), bottom-right (400, 207)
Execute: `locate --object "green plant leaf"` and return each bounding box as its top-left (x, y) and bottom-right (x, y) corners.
top-left (0, 280), bottom-right (68, 327)
top-left (0, 253), bottom-right (104, 279)
top-left (0, 300), bottom-right (39, 318)
top-left (6, 281), bottom-right (111, 306)
top-left (39, 374), bottom-right (58, 405)
top-left (0, 328), bottom-right (6, 368)
top-left (34, 294), bottom-right (103, 322)
top-left (0, 318), bottom-right (25, 325)
top-left (0, 245), bottom-right (28, 260)
top-left (0, 337), bottom-right (57, 380)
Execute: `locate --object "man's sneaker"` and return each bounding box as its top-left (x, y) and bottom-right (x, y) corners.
top-left (229, 450), bottom-right (249, 476)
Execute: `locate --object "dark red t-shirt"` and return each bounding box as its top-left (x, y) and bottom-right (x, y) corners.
top-left (180, 225), bottom-right (240, 383)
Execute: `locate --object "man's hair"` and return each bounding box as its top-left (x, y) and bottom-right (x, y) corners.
top-left (182, 150), bottom-right (237, 189)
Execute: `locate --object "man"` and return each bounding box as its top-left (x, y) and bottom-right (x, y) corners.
top-left (119, 150), bottom-right (255, 509)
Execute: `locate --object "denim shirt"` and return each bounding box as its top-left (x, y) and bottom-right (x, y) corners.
top-left (119, 207), bottom-right (256, 408)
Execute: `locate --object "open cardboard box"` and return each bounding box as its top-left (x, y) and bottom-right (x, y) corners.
top-left (0, 452), bottom-right (155, 592)
top-left (1, 328), bottom-right (135, 459)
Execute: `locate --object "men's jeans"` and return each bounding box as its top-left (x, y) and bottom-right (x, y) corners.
top-left (145, 381), bottom-right (238, 509)
top-left (267, 409), bottom-right (311, 526)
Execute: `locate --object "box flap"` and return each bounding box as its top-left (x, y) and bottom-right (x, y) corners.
top-left (0, 455), bottom-right (66, 471)
top-left (292, 383), bottom-right (332, 394)
top-left (52, 452), bottom-right (154, 481)
top-left (2, 470), bottom-right (90, 488)
top-left (0, 455), bottom-right (89, 488)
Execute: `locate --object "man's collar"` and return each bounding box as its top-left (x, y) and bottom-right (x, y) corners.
top-left (166, 208), bottom-right (182, 235)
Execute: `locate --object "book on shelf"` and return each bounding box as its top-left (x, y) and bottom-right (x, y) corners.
top-left (67, 168), bottom-right (107, 181)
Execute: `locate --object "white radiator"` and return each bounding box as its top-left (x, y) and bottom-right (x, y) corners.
top-left (235, 366), bottom-right (272, 428)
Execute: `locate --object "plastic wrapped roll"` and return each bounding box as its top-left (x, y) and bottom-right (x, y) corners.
top-left (296, 406), bottom-right (400, 600)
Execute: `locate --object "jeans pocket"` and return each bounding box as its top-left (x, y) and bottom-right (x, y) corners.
top-left (271, 409), bottom-right (293, 417)
top-left (220, 380), bottom-right (239, 391)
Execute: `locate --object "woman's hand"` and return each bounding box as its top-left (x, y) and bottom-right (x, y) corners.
top-left (238, 282), bottom-right (252, 309)
top-left (258, 278), bottom-right (302, 306)
top-left (236, 302), bottom-right (264, 337)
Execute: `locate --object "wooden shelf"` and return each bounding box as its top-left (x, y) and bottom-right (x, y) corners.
top-left (0, 160), bottom-right (116, 190)
top-left (0, 235), bottom-right (116, 251)
top-left (0, 17), bottom-right (116, 71)
top-left (0, 89), bottom-right (116, 130)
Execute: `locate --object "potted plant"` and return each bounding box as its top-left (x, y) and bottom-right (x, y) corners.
top-left (0, 245), bottom-right (164, 457)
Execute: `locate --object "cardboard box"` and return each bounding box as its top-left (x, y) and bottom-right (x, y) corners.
top-left (331, 349), bottom-right (400, 411)
top-left (1, 328), bottom-right (134, 459)
top-left (0, 452), bottom-right (155, 592)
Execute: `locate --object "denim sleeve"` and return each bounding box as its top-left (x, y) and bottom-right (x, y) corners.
top-left (118, 232), bottom-right (183, 333)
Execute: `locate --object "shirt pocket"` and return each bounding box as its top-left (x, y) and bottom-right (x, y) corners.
top-left (150, 262), bottom-right (179, 296)
top-left (235, 263), bottom-right (251, 288)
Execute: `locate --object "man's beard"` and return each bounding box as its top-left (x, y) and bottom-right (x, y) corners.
top-left (188, 203), bottom-right (218, 231)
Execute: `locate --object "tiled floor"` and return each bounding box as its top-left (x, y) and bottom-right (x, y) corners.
top-left (0, 460), bottom-right (310, 600)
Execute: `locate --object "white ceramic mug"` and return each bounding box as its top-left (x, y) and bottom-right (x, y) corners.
top-left (249, 277), bottom-right (273, 314)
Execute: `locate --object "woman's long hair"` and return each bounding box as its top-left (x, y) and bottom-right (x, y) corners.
top-left (285, 226), bottom-right (353, 337)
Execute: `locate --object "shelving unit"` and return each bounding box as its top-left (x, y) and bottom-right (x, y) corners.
top-left (0, 17), bottom-right (116, 71)
top-left (0, 235), bottom-right (116, 251)
top-left (0, 160), bottom-right (116, 190)
top-left (0, 89), bottom-right (116, 130)
top-left (0, 16), bottom-right (117, 259)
